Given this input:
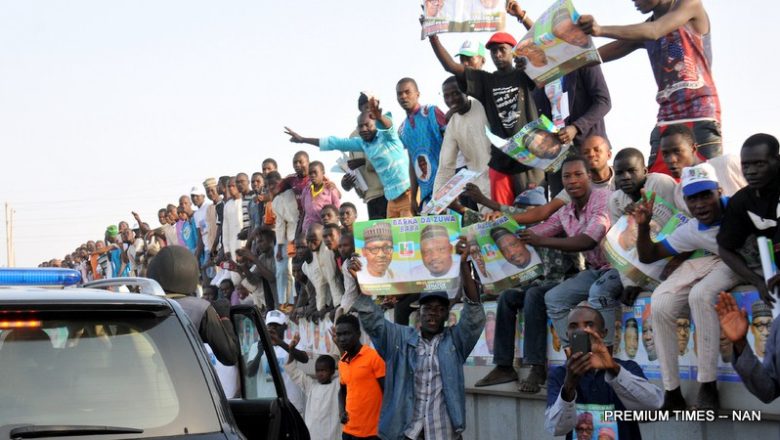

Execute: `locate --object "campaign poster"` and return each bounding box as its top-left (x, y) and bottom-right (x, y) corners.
top-left (421, 169), bottom-right (483, 215)
top-left (463, 215), bottom-right (544, 294)
top-left (420, 0), bottom-right (506, 39)
top-left (353, 216), bottom-right (461, 295)
top-left (484, 115), bottom-right (570, 173)
top-left (574, 404), bottom-right (619, 440)
top-left (602, 192), bottom-right (684, 290)
top-left (513, 0), bottom-right (601, 87)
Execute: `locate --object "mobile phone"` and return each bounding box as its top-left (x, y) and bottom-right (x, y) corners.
top-left (571, 329), bottom-right (591, 355)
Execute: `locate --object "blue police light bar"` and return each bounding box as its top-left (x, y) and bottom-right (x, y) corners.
top-left (0, 268), bottom-right (82, 286)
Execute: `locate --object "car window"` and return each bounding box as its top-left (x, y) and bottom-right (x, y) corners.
top-left (235, 314), bottom-right (279, 400)
top-left (0, 313), bottom-right (222, 437)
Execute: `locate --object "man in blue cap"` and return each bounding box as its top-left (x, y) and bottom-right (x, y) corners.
top-left (343, 237), bottom-right (485, 440)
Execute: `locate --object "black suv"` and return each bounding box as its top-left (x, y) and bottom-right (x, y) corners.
top-left (0, 273), bottom-right (309, 440)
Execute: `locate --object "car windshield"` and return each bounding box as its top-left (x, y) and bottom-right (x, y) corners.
top-left (0, 311), bottom-right (222, 437)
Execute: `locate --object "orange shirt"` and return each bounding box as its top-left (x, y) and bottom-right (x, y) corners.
top-left (339, 345), bottom-right (385, 437)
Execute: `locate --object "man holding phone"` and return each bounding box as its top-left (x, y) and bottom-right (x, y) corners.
top-left (545, 304), bottom-right (663, 439)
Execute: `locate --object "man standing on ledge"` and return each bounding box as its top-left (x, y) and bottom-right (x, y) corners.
top-left (578, 0), bottom-right (722, 175)
top-left (285, 96), bottom-right (412, 218)
top-left (428, 30), bottom-right (544, 205)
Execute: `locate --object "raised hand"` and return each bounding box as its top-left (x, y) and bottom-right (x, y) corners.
top-left (367, 96), bottom-right (382, 120)
top-left (284, 126), bottom-right (305, 143)
top-left (630, 190), bottom-right (655, 227)
top-left (716, 292), bottom-right (749, 343)
top-left (506, 0), bottom-right (525, 18)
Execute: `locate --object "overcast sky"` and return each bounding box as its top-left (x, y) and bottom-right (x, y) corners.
top-left (1, 0), bottom-right (777, 267)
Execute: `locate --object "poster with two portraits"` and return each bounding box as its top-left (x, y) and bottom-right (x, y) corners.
top-left (354, 215), bottom-right (543, 296)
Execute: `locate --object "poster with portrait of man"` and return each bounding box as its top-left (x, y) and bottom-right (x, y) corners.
top-left (353, 216), bottom-right (461, 295)
top-left (513, 0), bottom-right (601, 87)
top-left (485, 115), bottom-right (571, 173)
top-left (573, 404), bottom-right (619, 440)
top-left (602, 192), bottom-right (685, 290)
top-left (463, 215), bottom-right (543, 294)
top-left (420, 0), bottom-right (506, 39)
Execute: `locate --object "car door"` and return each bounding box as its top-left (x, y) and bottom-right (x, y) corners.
top-left (229, 305), bottom-right (309, 440)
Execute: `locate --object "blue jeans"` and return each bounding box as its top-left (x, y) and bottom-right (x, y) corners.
top-left (544, 269), bottom-right (622, 347)
top-left (493, 283), bottom-right (554, 367)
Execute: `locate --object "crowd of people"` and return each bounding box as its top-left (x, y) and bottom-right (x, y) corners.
top-left (38, 1), bottom-right (780, 439)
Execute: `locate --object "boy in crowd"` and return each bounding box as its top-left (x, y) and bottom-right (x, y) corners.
top-left (339, 203), bottom-right (358, 234)
top-left (285, 348), bottom-right (342, 440)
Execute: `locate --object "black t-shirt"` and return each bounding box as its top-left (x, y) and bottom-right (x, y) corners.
top-left (717, 180), bottom-right (780, 262)
top-left (458, 68), bottom-right (539, 174)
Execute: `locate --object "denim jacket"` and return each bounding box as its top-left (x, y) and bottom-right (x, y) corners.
top-left (352, 294), bottom-right (485, 440)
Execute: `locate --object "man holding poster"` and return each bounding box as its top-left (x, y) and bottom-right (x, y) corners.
top-left (428, 30), bottom-right (544, 206)
top-left (577, 0), bottom-right (723, 174)
top-left (343, 237), bottom-right (485, 440)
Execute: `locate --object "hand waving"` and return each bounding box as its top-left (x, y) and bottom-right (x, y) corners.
top-left (715, 292), bottom-right (749, 343)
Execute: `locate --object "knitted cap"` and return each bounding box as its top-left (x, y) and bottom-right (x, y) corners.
top-left (364, 222), bottom-right (393, 244)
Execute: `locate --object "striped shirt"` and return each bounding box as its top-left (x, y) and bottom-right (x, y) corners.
top-left (241, 195), bottom-right (252, 233)
top-left (404, 333), bottom-right (456, 440)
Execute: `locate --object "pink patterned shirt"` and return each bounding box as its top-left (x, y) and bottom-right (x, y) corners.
top-left (530, 188), bottom-right (612, 270)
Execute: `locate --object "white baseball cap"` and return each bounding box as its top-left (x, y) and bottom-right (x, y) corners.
top-left (266, 310), bottom-right (287, 326)
top-left (190, 185), bottom-right (206, 197)
top-left (681, 163), bottom-right (719, 197)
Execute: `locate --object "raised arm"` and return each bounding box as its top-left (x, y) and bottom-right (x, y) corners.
top-left (718, 292), bottom-right (780, 403)
top-left (578, 0), bottom-right (706, 42)
top-left (506, 0), bottom-right (533, 30)
top-left (284, 127), bottom-right (320, 147)
top-left (630, 193), bottom-right (673, 263)
top-left (428, 35), bottom-right (466, 77)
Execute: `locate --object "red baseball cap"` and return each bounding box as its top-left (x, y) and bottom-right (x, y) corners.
top-left (485, 32), bottom-right (517, 49)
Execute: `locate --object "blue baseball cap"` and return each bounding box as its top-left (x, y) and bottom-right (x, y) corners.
top-left (419, 291), bottom-right (450, 306)
top-left (681, 163), bottom-right (719, 197)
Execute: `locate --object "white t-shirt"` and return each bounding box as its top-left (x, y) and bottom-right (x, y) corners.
top-left (673, 154), bottom-right (746, 216)
top-left (193, 201), bottom-right (212, 250)
top-left (608, 173), bottom-right (677, 224)
top-left (658, 208), bottom-right (724, 256)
